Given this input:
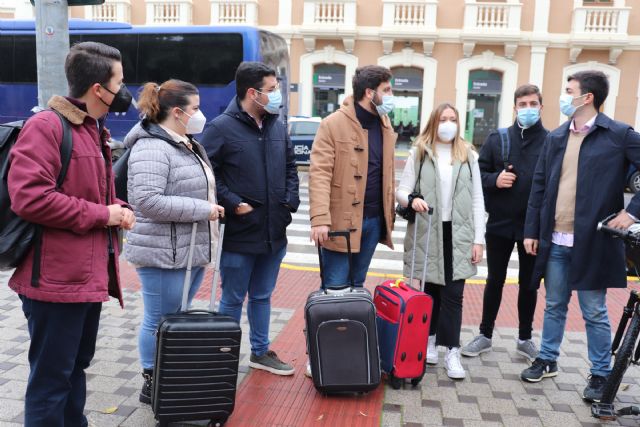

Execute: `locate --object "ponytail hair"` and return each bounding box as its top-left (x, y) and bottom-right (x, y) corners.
top-left (137, 79), bottom-right (198, 123)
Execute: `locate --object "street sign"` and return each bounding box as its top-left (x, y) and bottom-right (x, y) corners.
top-left (31, 0), bottom-right (105, 5)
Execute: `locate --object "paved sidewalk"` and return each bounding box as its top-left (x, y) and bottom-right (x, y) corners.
top-left (0, 269), bottom-right (293, 427)
top-left (2, 266), bottom-right (640, 426)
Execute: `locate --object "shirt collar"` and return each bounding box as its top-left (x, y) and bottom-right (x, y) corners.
top-left (570, 114), bottom-right (597, 134)
top-left (159, 124), bottom-right (189, 144)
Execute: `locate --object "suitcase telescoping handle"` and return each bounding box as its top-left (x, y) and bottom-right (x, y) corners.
top-left (317, 229), bottom-right (355, 291)
top-left (408, 206), bottom-right (434, 289)
top-left (180, 219), bottom-right (226, 312)
top-left (180, 222), bottom-right (199, 312)
top-left (210, 218), bottom-right (225, 311)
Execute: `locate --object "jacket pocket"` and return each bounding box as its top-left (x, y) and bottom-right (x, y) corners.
top-left (271, 203), bottom-right (293, 239)
top-left (170, 222), bottom-right (177, 264)
top-left (227, 206), bottom-right (263, 240)
top-left (331, 143), bottom-right (351, 188)
top-left (41, 228), bottom-right (94, 284)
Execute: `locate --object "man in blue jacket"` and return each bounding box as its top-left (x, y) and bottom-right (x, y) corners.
top-left (521, 70), bottom-right (640, 403)
top-left (462, 84), bottom-right (548, 362)
top-left (201, 62), bottom-right (300, 376)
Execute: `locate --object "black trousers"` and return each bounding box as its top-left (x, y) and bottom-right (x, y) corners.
top-left (423, 221), bottom-right (465, 348)
top-left (479, 232), bottom-right (537, 341)
top-left (20, 295), bottom-right (101, 427)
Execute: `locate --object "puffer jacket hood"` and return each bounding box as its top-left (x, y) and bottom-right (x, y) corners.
top-left (124, 120), bottom-right (177, 149)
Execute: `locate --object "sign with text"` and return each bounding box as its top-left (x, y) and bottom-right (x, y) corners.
top-left (469, 79), bottom-right (502, 95)
top-left (313, 73), bottom-right (345, 89)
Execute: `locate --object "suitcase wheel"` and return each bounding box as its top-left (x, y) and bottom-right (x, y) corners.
top-left (389, 373), bottom-right (403, 390)
top-left (208, 420), bottom-right (226, 427)
top-left (410, 375), bottom-right (423, 387)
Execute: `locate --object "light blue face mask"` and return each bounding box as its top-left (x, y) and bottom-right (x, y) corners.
top-left (559, 93), bottom-right (587, 117)
top-left (516, 108), bottom-right (540, 128)
top-left (255, 89), bottom-right (282, 114)
top-left (371, 92), bottom-right (395, 116)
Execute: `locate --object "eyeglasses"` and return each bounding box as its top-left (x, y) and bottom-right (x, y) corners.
top-left (255, 84), bottom-right (280, 94)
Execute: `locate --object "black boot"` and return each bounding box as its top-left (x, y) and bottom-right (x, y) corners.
top-left (139, 369), bottom-right (153, 404)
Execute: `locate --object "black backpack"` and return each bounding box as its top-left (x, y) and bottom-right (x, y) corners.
top-left (112, 147), bottom-right (130, 204)
top-left (497, 127), bottom-right (511, 170)
top-left (0, 111), bottom-right (72, 286)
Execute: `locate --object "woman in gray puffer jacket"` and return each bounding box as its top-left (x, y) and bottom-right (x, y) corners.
top-left (123, 79), bottom-right (224, 405)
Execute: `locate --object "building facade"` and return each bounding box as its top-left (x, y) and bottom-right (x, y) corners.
top-left (6, 0), bottom-right (640, 145)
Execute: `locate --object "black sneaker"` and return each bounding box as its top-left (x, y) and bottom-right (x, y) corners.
top-left (520, 358), bottom-right (558, 382)
top-left (139, 369), bottom-right (153, 404)
top-left (583, 374), bottom-right (608, 403)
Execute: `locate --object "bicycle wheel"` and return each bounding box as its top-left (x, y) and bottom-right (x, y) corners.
top-left (601, 312), bottom-right (640, 404)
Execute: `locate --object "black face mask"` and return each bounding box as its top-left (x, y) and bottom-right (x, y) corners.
top-left (100, 84), bottom-right (133, 113)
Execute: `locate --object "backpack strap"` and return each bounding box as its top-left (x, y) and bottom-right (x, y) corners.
top-left (30, 111), bottom-right (73, 287)
top-left (497, 127), bottom-right (510, 170)
top-left (414, 150), bottom-right (426, 194)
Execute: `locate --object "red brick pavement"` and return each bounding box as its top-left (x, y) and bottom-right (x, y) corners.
top-left (117, 260), bottom-right (640, 426)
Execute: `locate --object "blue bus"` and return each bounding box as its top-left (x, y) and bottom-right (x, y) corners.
top-left (0, 19), bottom-right (290, 141)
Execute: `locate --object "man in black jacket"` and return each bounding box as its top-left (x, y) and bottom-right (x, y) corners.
top-left (201, 62), bottom-right (300, 376)
top-left (462, 84), bottom-right (548, 362)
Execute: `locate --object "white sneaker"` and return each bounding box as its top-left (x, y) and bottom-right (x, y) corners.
top-left (444, 347), bottom-right (466, 380)
top-left (426, 335), bottom-right (438, 365)
top-left (305, 360), bottom-right (312, 378)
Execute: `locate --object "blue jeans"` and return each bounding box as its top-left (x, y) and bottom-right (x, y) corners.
top-left (20, 296), bottom-right (101, 427)
top-left (137, 266), bottom-right (205, 370)
top-left (218, 246), bottom-right (286, 356)
top-left (320, 216), bottom-right (382, 288)
top-left (538, 244), bottom-right (612, 376)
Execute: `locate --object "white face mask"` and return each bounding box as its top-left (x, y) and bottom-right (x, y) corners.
top-left (437, 121), bottom-right (458, 142)
top-left (179, 109), bottom-right (207, 134)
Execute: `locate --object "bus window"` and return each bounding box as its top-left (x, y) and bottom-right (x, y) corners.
top-left (260, 30), bottom-right (290, 120)
top-left (0, 37), bottom-right (12, 82)
top-left (79, 34), bottom-right (138, 85)
top-left (13, 36), bottom-right (37, 83)
top-left (137, 33), bottom-right (242, 86)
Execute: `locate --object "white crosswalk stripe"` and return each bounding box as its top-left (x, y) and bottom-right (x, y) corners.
top-left (285, 172), bottom-right (522, 280)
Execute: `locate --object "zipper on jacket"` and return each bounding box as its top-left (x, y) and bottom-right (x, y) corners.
top-left (259, 124), bottom-right (272, 246)
top-left (186, 141), bottom-right (212, 263)
top-left (170, 222), bottom-right (177, 264)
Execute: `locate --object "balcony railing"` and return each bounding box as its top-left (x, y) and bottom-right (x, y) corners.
top-left (573, 6), bottom-right (630, 35)
top-left (381, 0), bottom-right (437, 30)
top-left (463, 0), bottom-right (522, 33)
top-left (12, 0), bottom-right (33, 19)
top-left (146, 0), bottom-right (192, 25)
top-left (302, 0), bottom-right (356, 28)
top-left (210, 0), bottom-right (258, 25)
top-left (85, 0), bottom-right (131, 22)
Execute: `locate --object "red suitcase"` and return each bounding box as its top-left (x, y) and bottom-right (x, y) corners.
top-left (374, 209), bottom-right (433, 389)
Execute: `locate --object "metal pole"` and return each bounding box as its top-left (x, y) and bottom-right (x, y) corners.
top-left (34, 0), bottom-right (70, 109)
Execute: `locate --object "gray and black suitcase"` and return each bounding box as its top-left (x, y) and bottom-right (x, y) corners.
top-left (153, 221), bottom-right (241, 427)
top-left (304, 230), bottom-right (381, 394)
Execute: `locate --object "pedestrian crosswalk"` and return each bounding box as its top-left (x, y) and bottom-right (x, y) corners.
top-left (283, 171), bottom-right (522, 281)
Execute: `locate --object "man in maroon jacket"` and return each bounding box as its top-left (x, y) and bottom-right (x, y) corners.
top-left (7, 42), bottom-right (135, 427)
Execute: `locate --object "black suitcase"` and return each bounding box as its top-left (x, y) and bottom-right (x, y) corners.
top-left (153, 221), bottom-right (241, 427)
top-left (304, 230), bottom-right (381, 394)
